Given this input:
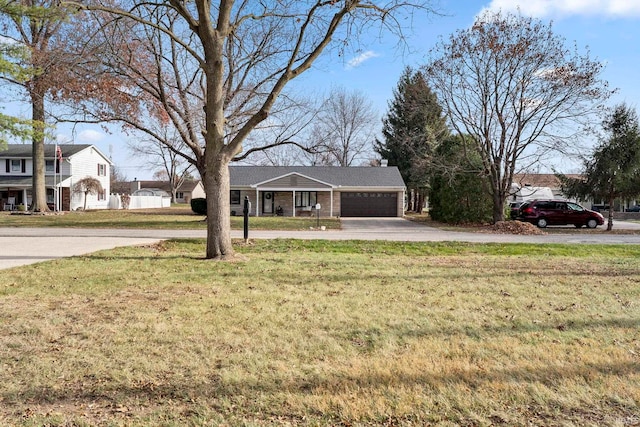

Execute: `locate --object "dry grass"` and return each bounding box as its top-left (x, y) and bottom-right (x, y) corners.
top-left (1, 240), bottom-right (639, 426)
top-left (0, 207), bottom-right (340, 230)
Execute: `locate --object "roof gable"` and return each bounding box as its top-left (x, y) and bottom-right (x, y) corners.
top-left (254, 172), bottom-right (334, 188)
top-left (0, 144), bottom-right (111, 164)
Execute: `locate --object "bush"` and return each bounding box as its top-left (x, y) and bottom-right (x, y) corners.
top-left (191, 198), bottom-right (207, 215)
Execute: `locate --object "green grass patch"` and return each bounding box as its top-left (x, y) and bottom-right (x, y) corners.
top-left (0, 208), bottom-right (340, 230)
top-left (1, 240), bottom-right (639, 425)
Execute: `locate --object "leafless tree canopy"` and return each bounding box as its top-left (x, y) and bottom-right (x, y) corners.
top-left (424, 10), bottom-right (611, 222)
top-left (62, 0), bottom-right (437, 259)
top-left (308, 86), bottom-right (378, 166)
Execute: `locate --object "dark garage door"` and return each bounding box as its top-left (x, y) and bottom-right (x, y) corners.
top-left (340, 192), bottom-right (398, 217)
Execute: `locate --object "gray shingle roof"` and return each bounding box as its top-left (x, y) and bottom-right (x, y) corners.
top-left (229, 166), bottom-right (406, 188)
top-left (136, 180), bottom-right (202, 192)
top-left (0, 144), bottom-right (93, 158)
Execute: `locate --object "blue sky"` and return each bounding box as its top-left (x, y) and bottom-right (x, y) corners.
top-left (7, 0), bottom-right (640, 178)
top-left (307, 0), bottom-right (640, 119)
top-left (292, 0), bottom-right (640, 172)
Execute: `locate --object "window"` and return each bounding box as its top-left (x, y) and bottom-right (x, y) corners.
top-left (45, 160), bottom-right (60, 173)
top-left (295, 191), bottom-right (317, 207)
top-left (230, 190), bottom-right (241, 204)
top-left (176, 192), bottom-right (184, 200)
top-left (97, 164), bottom-right (107, 176)
top-left (11, 159), bottom-right (21, 172)
top-left (98, 190), bottom-right (106, 201)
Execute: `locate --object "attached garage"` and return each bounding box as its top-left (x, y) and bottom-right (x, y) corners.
top-left (340, 192), bottom-right (398, 217)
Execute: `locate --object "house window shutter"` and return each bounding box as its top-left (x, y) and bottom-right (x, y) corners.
top-left (5, 159), bottom-right (8, 173)
top-left (21, 160), bottom-right (25, 173)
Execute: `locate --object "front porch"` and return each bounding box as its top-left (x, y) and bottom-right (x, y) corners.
top-left (1, 178), bottom-right (70, 211)
top-left (252, 189), bottom-right (335, 217)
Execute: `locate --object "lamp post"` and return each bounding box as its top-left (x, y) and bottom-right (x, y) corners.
top-left (243, 196), bottom-right (250, 243)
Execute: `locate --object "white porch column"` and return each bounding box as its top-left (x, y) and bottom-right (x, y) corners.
top-left (292, 191), bottom-right (296, 217)
top-left (255, 188), bottom-right (259, 217)
top-left (330, 189), bottom-right (334, 217)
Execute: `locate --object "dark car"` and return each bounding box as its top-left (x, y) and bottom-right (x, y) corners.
top-left (517, 199), bottom-right (605, 228)
top-left (625, 205), bottom-right (640, 212)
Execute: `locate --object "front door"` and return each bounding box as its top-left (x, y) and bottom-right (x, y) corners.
top-left (262, 192), bottom-right (274, 215)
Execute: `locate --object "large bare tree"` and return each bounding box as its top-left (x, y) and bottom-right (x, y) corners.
top-left (67, 0), bottom-right (437, 259)
top-left (310, 86), bottom-right (378, 166)
top-left (424, 10), bottom-right (611, 223)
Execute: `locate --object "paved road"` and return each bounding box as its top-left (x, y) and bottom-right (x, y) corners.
top-left (1, 218), bottom-right (640, 270)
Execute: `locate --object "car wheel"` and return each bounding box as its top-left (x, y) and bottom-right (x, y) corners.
top-left (536, 218), bottom-right (548, 228)
top-left (586, 219), bottom-right (598, 229)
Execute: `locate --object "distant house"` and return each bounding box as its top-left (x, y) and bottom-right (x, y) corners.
top-left (229, 165), bottom-right (406, 217)
top-left (0, 144), bottom-right (111, 211)
top-left (129, 179), bottom-right (205, 204)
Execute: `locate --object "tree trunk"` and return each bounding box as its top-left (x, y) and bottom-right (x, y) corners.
top-left (492, 192), bottom-right (505, 223)
top-left (203, 159), bottom-right (234, 260)
top-left (416, 192), bottom-right (424, 213)
top-left (607, 196), bottom-right (615, 231)
top-left (30, 90), bottom-right (49, 212)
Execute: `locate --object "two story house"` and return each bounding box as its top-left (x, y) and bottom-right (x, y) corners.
top-left (0, 144), bottom-right (112, 211)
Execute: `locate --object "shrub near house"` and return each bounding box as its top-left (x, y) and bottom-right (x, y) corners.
top-left (191, 198), bottom-right (206, 215)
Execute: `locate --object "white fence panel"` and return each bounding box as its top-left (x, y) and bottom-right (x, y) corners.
top-left (108, 195), bottom-right (122, 209)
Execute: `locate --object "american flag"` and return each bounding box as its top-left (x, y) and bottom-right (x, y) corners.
top-left (56, 145), bottom-right (62, 161)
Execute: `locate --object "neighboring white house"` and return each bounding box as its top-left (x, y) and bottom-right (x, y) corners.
top-left (0, 144), bottom-right (112, 211)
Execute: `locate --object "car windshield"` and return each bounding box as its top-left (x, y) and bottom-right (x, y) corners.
top-left (567, 202), bottom-right (585, 211)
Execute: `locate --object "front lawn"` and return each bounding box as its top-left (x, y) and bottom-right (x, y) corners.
top-left (1, 240), bottom-right (638, 425)
top-left (0, 207), bottom-right (340, 230)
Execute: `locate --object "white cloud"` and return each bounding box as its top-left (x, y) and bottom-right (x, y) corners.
top-left (483, 0), bottom-right (640, 18)
top-left (77, 129), bottom-right (105, 143)
top-left (345, 51), bottom-right (380, 70)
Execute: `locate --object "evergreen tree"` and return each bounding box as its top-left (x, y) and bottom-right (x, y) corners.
top-left (374, 66), bottom-right (448, 211)
top-left (429, 135), bottom-right (492, 223)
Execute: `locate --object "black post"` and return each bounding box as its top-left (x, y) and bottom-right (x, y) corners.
top-left (243, 196), bottom-right (249, 242)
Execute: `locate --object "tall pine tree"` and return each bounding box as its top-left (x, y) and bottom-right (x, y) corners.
top-left (374, 66), bottom-right (448, 212)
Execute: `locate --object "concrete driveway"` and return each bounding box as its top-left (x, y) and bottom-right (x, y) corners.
top-left (1, 217), bottom-right (640, 270)
top-left (0, 234), bottom-right (162, 270)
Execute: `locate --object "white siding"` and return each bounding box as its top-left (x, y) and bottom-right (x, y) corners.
top-left (68, 147), bottom-right (111, 210)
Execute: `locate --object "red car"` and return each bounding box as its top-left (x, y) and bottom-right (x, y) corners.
top-left (517, 200), bottom-right (605, 228)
